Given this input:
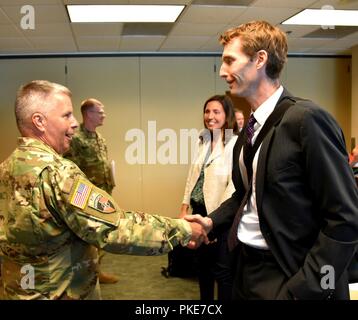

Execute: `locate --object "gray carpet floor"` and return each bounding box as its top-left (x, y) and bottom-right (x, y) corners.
top-left (100, 253), bottom-right (200, 300)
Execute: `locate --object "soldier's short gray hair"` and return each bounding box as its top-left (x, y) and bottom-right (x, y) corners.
top-left (15, 80), bottom-right (72, 133)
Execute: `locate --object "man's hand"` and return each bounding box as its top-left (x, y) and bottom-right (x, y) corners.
top-left (184, 214), bottom-right (213, 234)
top-left (186, 221), bottom-right (209, 249)
top-left (184, 215), bottom-right (213, 249)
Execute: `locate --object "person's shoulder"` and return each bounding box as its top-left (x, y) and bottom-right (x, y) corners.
top-left (287, 97), bottom-right (334, 121)
top-left (225, 133), bottom-right (238, 148)
top-left (287, 97), bottom-right (342, 136)
top-left (58, 157), bottom-right (83, 174)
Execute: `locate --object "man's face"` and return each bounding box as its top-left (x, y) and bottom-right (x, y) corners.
top-left (88, 104), bottom-right (106, 127)
top-left (235, 111), bottom-right (244, 129)
top-left (42, 93), bottom-right (78, 154)
top-left (220, 37), bottom-right (258, 98)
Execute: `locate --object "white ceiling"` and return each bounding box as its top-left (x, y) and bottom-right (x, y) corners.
top-left (0, 0), bottom-right (358, 55)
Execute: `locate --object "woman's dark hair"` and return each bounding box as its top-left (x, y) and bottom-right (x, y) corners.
top-left (203, 94), bottom-right (239, 143)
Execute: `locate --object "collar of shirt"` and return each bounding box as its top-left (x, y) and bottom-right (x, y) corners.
top-left (251, 85), bottom-right (284, 142)
top-left (18, 137), bottom-right (59, 156)
top-left (80, 123), bottom-right (98, 138)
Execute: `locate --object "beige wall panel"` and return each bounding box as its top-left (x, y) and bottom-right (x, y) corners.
top-left (0, 58), bottom-right (66, 162)
top-left (352, 45), bottom-right (358, 149)
top-left (215, 56), bottom-right (229, 94)
top-left (66, 57), bottom-right (142, 212)
top-left (285, 57), bottom-right (351, 149)
top-left (0, 55), bottom-right (353, 219)
top-left (140, 57), bottom-right (216, 217)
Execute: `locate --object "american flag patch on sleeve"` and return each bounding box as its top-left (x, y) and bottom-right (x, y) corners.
top-left (70, 179), bottom-right (92, 209)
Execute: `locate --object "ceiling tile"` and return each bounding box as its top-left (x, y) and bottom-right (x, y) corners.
top-left (303, 26), bottom-right (358, 40)
top-left (288, 37), bottom-right (332, 49)
top-left (170, 22), bottom-right (227, 36)
top-left (0, 8), bottom-right (12, 24)
top-left (229, 6), bottom-right (299, 25)
top-left (122, 23), bottom-right (173, 36)
top-left (280, 24), bottom-right (321, 38)
top-left (0, 24), bottom-right (22, 37)
top-left (76, 36), bottom-right (120, 51)
top-left (72, 23), bottom-right (123, 37)
top-left (0, 0), bottom-right (357, 55)
top-left (28, 36), bottom-right (76, 51)
top-left (0, 0), bottom-right (60, 4)
top-left (319, 37), bottom-right (358, 49)
top-left (341, 30), bottom-right (358, 40)
top-left (199, 36), bottom-right (223, 51)
top-left (160, 35), bottom-right (211, 51)
top-left (309, 47), bottom-right (352, 54)
top-left (119, 36), bottom-right (165, 51)
top-left (253, 0), bottom-right (317, 8)
top-left (0, 37), bottom-right (32, 51)
top-left (180, 5), bottom-right (246, 24)
top-left (21, 23), bottom-right (72, 37)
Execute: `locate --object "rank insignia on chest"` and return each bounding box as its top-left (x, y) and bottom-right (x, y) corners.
top-left (88, 191), bottom-right (115, 214)
top-left (70, 179), bottom-right (92, 209)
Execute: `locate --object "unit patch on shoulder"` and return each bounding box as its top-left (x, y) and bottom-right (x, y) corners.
top-left (70, 178), bottom-right (92, 209)
top-left (88, 190), bottom-right (116, 214)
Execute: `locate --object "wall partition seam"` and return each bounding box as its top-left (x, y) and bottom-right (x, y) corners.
top-left (138, 56), bottom-right (144, 212)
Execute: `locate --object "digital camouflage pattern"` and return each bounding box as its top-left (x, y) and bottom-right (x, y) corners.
top-left (64, 123), bottom-right (114, 194)
top-left (0, 137), bottom-right (191, 300)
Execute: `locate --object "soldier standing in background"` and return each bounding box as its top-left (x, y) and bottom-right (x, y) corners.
top-left (64, 98), bottom-right (117, 284)
top-left (0, 80), bottom-right (206, 300)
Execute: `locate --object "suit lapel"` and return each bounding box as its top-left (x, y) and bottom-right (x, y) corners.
top-left (255, 127), bottom-right (275, 215)
top-left (255, 88), bottom-right (296, 214)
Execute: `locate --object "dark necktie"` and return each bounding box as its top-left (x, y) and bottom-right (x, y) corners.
top-left (243, 114), bottom-right (257, 181)
top-left (228, 114), bottom-right (257, 251)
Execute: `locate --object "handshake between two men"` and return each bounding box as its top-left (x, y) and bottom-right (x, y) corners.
top-left (184, 215), bottom-right (213, 249)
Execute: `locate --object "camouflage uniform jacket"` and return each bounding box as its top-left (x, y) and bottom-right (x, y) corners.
top-left (64, 123), bottom-right (114, 194)
top-left (0, 137), bottom-right (191, 300)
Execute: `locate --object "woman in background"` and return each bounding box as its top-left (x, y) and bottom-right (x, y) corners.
top-left (180, 95), bottom-right (239, 300)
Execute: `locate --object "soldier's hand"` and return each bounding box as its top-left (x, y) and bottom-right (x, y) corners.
top-left (184, 214), bottom-right (213, 234)
top-left (186, 221), bottom-right (208, 249)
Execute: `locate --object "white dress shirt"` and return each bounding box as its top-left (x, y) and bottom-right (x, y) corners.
top-left (237, 86), bottom-right (284, 249)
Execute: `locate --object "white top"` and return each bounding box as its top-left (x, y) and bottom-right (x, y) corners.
top-left (237, 86), bottom-right (284, 249)
top-left (183, 129), bottom-right (238, 215)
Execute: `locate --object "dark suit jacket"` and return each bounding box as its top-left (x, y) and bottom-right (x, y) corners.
top-left (210, 89), bottom-right (358, 299)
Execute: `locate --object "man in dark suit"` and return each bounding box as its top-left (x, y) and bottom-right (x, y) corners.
top-left (185, 20), bottom-right (358, 300)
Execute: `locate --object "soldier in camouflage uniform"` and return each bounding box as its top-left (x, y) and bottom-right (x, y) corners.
top-left (0, 80), bottom-right (206, 300)
top-left (64, 99), bottom-right (114, 194)
top-left (64, 99), bottom-right (117, 283)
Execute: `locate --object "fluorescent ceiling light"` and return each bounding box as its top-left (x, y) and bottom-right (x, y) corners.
top-left (282, 9), bottom-right (358, 26)
top-left (67, 5), bottom-right (185, 23)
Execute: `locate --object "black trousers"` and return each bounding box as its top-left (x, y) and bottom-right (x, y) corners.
top-left (191, 201), bottom-right (234, 301)
top-left (232, 242), bottom-right (293, 300)
top-left (233, 242), bottom-right (351, 300)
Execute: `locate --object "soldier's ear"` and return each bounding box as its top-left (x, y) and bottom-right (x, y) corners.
top-left (32, 112), bottom-right (47, 132)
